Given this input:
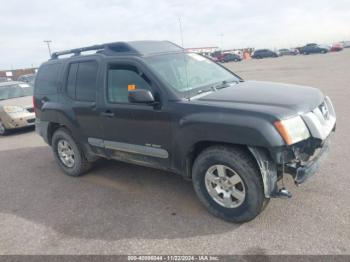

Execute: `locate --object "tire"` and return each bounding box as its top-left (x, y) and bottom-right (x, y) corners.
top-left (192, 146), bottom-right (266, 223)
top-left (0, 120), bottom-right (7, 136)
top-left (52, 128), bottom-right (92, 176)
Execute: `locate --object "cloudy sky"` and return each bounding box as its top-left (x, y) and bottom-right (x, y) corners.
top-left (0, 0), bottom-right (349, 69)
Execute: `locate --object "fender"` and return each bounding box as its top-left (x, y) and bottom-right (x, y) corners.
top-left (37, 102), bottom-right (99, 162)
top-left (170, 111), bottom-right (285, 176)
top-left (248, 146), bottom-right (278, 198)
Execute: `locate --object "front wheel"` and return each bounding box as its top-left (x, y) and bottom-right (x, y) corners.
top-left (192, 146), bottom-right (267, 222)
top-left (0, 121), bottom-right (7, 136)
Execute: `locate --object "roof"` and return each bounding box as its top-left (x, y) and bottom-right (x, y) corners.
top-left (51, 40), bottom-right (184, 60)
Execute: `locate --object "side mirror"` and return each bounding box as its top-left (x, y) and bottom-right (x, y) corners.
top-left (128, 89), bottom-right (155, 104)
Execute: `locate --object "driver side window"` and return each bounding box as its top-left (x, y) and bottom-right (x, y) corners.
top-left (107, 65), bottom-right (152, 103)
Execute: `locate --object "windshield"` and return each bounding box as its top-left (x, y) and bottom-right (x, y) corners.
top-left (145, 53), bottom-right (239, 96)
top-left (0, 83), bottom-right (33, 100)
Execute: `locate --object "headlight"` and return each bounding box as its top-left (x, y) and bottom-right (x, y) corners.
top-left (3, 105), bottom-right (25, 113)
top-left (274, 116), bottom-right (310, 145)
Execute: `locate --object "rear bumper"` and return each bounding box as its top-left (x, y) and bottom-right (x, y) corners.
top-left (35, 119), bottom-right (50, 144)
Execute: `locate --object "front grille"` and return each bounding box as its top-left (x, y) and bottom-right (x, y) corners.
top-left (318, 101), bottom-right (330, 120)
top-left (27, 118), bottom-right (35, 124)
top-left (26, 107), bottom-right (34, 113)
top-left (301, 96), bottom-right (336, 140)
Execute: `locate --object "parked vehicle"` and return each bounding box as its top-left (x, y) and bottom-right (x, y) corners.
top-left (277, 48), bottom-right (299, 56)
top-left (17, 74), bottom-right (36, 86)
top-left (34, 41), bottom-right (336, 222)
top-left (330, 43), bottom-right (343, 52)
top-left (340, 41), bottom-right (350, 48)
top-left (0, 77), bottom-right (8, 82)
top-left (0, 81), bottom-right (35, 135)
top-left (300, 43), bottom-right (328, 55)
top-left (251, 49), bottom-right (278, 59)
top-left (218, 53), bottom-right (242, 63)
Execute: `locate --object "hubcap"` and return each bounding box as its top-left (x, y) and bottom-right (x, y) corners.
top-left (205, 165), bottom-right (246, 208)
top-left (57, 139), bottom-right (75, 168)
top-left (0, 121), bottom-right (5, 135)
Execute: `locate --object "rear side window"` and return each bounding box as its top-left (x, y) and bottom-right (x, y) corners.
top-left (35, 63), bottom-right (61, 94)
top-left (66, 61), bottom-right (98, 102)
top-left (66, 63), bottom-right (78, 99)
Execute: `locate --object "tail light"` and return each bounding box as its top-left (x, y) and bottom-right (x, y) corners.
top-left (32, 96), bottom-right (37, 117)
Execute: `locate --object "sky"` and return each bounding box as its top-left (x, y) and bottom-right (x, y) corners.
top-left (0, 0), bottom-right (349, 69)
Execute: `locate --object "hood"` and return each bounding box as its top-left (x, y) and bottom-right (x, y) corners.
top-left (0, 96), bottom-right (33, 108)
top-left (195, 81), bottom-right (324, 119)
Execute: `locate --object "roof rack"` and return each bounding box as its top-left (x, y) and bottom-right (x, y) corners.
top-left (50, 42), bottom-right (137, 59)
top-left (51, 44), bottom-right (106, 59)
top-left (50, 41), bottom-right (184, 60)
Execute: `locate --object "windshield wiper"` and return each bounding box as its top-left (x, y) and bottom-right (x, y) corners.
top-left (197, 86), bottom-right (217, 94)
top-left (215, 80), bottom-right (239, 90)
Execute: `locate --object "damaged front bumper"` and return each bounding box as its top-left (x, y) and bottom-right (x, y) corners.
top-left (286, 139), bottom-right (330, 185)
top-left (250, 96), bottom-right (336, 199)
top-left (249, 135), bottom-right (333, 199)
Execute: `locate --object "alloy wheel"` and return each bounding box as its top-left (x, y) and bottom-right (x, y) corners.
top-left (57, 139), bottom-right (75, 168)
top-left (0, 121), bottom-right (6, 135)
top-left (205, 164), bottom-right (246, 208)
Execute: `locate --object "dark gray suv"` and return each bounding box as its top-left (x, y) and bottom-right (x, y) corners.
top-left (34, 41), bottom-right (336, 222)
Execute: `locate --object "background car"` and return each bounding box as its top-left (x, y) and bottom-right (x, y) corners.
top-left (340, 41), bottom-right (350, 48)
top-left (277, 48), bottom-right (299, 56)
top-left (0, 81), bottom-right (35, 135)
top-left (17, 73), bottom-right (36, 86)
top-left (251, 49), bottom-right (278, 59)
top-left (217, 53), bottom-right (242, 62)
top-left (300, 43), bottom-right (329, 55)
top-left (330, 43), bottom-right (344, 52)
top-left (0, 77), bottom-right (8, 82)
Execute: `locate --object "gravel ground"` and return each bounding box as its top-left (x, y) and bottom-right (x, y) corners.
top-left (0, 49), bottom-right (349, 255)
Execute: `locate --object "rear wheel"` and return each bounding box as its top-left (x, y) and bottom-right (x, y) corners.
top-left (192, 146), bottom-right (266, 222)
top-left (0, 121), bottom-right (7, 136)
top-left (52, 128), bottom-right (92, 176)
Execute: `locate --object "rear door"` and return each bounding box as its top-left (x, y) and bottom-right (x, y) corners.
top-left (62, 59), bottom-right (104, 141)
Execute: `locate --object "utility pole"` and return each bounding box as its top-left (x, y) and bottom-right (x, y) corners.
top-left (220, 33), bottom-right (224, 51)
top-left (178, 17), bottom-right (184, 48)
top-left (43, 40), bottom-right (52, 57)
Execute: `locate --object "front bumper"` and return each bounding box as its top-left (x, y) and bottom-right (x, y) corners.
top-left (1, 112), bottom-right (35, 129)
top-left (287, 138), bottom-right (331, 184)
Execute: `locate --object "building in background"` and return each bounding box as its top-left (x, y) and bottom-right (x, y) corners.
top-left (0, 67), bottom-right (38, 81)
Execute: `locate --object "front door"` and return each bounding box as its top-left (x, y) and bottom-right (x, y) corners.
top-left (95, 62), bottom-right (172, 168)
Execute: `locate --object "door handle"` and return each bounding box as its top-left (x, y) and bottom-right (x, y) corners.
top-left (100, 111), bottom-right (115, 117)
